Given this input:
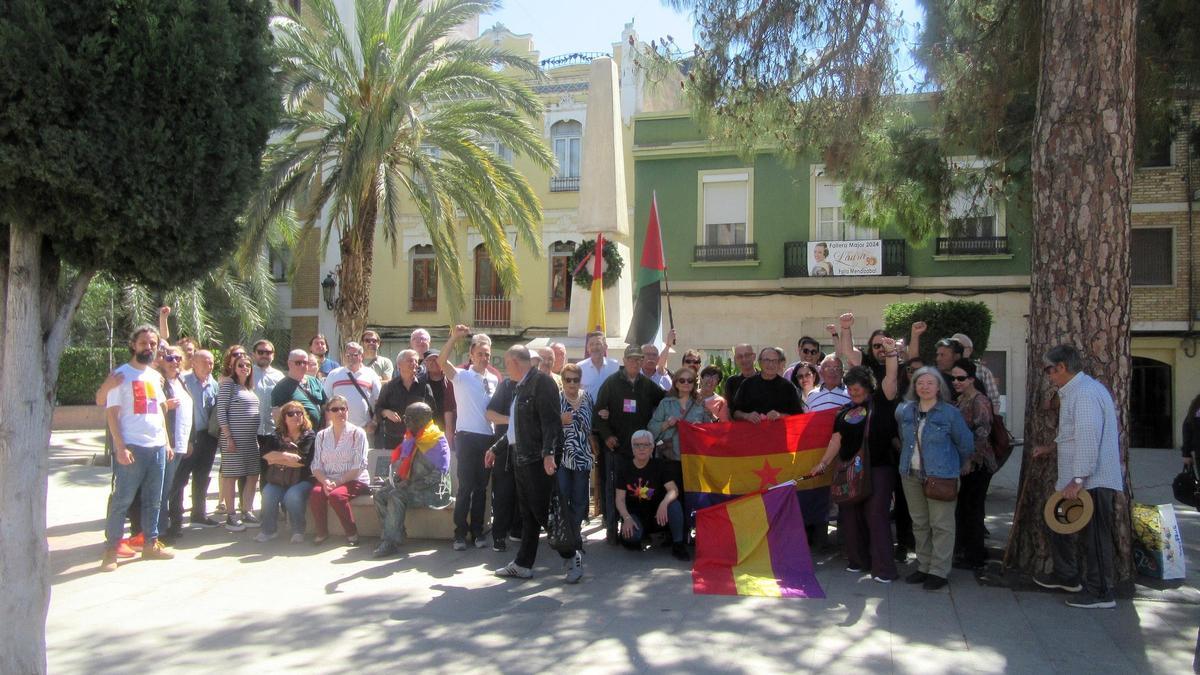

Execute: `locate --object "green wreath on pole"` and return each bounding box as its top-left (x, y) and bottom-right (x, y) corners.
top-left (570, 238), bottom-right (624, 290)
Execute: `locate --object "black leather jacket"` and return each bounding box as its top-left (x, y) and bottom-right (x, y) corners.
top-left (511, 369), bottom-right (564, 466)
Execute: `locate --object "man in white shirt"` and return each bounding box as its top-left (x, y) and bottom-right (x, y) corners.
top-left (806, 355), bottom-right (851, 412)
top-left (579, 330), bottom-right (619, 402)
top-left (440, 325), bottom-right (499, 550)
top-left (101, 325), bottom-right (176, 571)
top-left (323, 342), bottom-right (381, 434)
top-left (640, 342), bottom-right (673, 390)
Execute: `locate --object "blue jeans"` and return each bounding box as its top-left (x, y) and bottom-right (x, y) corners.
top-left (261, 480), bottom-right (312, 537)
top-left (556, 466), bottom-right (591, 526)
top-left (159, 453), bottom-right (184, 533)
top-left (621, 500), bottom-right (684, 545)
top-left (106, 445), bottom-right (166, 546)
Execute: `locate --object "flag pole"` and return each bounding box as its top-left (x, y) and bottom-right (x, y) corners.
top-left (655, 190), bottom-right (676, 344)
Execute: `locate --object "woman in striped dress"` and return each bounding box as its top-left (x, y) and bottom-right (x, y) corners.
top-left (218, 353), bottom-right (262, 532)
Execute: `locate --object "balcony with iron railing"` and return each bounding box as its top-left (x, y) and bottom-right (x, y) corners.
top-left (550, 176), bottom-right (580, 192)
top-left (540, 52), bottom-right (608, 70)
top-left (472, 295), bottom-right (511, 328)
top-left (783, 240), bottom-right (907, 277)
top-left (934, 236), bottom-right (1010, 256)
top-left (694, 242), bottom-right (759, 263)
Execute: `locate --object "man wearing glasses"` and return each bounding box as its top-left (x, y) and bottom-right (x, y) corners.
top-left (782, 336), bottom-right (824, 385)
top-left (361, 330), bottom-right (394, 383)
top-left (731, 347), bottom-right (803, 423)
top-left (252, 339), bottom-right (285, 460)
top-left (272, 349), bottom-right (328, 430)
top-left (323, 342), bottom-right (382, 434)
top-left (1032, 345), bottom-right (1123, 609)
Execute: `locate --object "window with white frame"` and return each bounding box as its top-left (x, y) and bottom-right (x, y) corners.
top-left (948, 187), bottom-right (1001, 238)
top-left (701, 172), bottom-right (750, 246)
top-left (550, 121), bottom-right (581, 190)
top-left (812, 171), bottom-right (878, 240)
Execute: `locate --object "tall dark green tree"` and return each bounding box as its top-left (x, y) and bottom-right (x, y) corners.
top-left (663, 0), bottom-right (1198, 581)
top-left (0, 2), bottom-right (277, 671)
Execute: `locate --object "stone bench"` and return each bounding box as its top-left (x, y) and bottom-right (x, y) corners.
top-left (306, 448), bottom-right (483, 540)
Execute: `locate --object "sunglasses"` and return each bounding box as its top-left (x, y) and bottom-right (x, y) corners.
top-left (362, 338), bottom-right (379, 343)
top-left (255, 349), bottom-right (274, 355)
top-left (801, 348), bottom-right (819, 355)
top-left (161, 355), bottom-right (182, 363)
top-left (562, 377), bottom-right (581, 383)
top-left (683, 359), bottom-right (701, 365)
top-left (328, 406), bottom-right (348, 413)
top-left (231, 352), bottom-right (247, 359)
top-left (950, 375), bottom-right (970, 382)
top-left (285, 411), bottom-right (305, 418)
top-left (677, 378), bottom-right (696, 384)
top-left (236, 363), bottom-right (251, 369)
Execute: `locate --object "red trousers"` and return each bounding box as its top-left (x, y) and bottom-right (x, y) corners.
top-left (309, 480), bottom-right (369, 537)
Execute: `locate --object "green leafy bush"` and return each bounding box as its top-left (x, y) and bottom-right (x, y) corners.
top-left (883, 300), bottom-right (993, 363)
top-left (56, 348), bottom-right (125, 406)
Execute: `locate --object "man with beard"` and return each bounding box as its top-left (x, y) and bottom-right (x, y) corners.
top-left (309, 334), bottom-right (340, 379)
top-left (100, 325), bottom-right (176, 571)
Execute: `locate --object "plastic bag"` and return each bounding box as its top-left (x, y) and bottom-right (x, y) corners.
top-left (1132, 503), bottom-right (1186, 580)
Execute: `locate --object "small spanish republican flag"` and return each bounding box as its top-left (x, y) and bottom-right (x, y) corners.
top-left (586, 232), bottom-right (606, 333)
top-left (677, 410), bottom-right (837, 514)
top-left (693, 482), bottom-right (825, 598)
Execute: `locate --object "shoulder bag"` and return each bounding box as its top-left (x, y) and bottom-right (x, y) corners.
top-left (916, 410), bottom-right (958, 501)
top-left (831, 406), bottom-right (872, 505)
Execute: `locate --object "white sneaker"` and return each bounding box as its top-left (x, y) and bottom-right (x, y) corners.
top-left (254, 531), bottom-right (277, 543)
top-left (494, 561), bottom-right (533, 579)
top-left (290, 534), bottom-right (305, 544)
top-left (564, 552), bottom-right (584, 584)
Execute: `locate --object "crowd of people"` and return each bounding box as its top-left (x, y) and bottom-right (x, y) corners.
top-left (95, 309), bottom-right (1123, 609)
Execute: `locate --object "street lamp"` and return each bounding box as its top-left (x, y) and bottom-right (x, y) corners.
top-left (321, 271), bottom-right (338, 310)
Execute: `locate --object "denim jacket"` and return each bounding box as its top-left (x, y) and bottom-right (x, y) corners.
top-left (895, 401), bottom-right (974, 479)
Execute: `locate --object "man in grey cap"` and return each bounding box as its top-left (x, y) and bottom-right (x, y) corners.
top-left (593, 344), bottom-right (666, 543)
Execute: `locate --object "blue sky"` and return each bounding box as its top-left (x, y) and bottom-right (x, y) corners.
top-left (480, 0), bottom-right (926, 82)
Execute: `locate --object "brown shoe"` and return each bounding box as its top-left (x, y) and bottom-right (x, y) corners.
top-left (141, 540), bottom-right (175, 560)
top-left (100, 550), bottom-right (119, 572)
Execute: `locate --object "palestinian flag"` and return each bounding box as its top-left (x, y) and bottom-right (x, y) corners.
top-left (626, 192), bottom-right (666, 347)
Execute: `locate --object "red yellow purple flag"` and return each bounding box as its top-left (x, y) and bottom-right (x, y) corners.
top-left (693, 482), bottom-right (825, 598)
top-left (677, 409), bottom-right (837, 514)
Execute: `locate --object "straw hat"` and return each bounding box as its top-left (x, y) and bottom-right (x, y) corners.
top-left (1043, 489), bottom-right (1094, 535)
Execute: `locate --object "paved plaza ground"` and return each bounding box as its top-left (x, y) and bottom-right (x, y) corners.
top-left (45, 430), bottom-right (1200, 674)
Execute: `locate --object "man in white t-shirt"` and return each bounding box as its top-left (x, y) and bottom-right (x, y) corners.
top-left (101, 325), bottom-right (177, 571)
top-left (579, 330), bottom-right (619, 402)
top-left (323, 341), bottom-right (382, 433)
top-left (440, 325), bottom-right (499, 550)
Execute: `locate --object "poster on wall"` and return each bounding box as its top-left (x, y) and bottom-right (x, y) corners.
top-left (807, 240), bottom-right (883, 276)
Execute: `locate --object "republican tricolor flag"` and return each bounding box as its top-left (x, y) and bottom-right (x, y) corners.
top-left (692, 483), bottom-right (825, 598)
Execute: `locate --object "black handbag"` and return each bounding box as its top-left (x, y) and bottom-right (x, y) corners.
top-left (546, 482), bottom-right (581, 555)
top-left (1173, 447), bottom-right (1200, 508)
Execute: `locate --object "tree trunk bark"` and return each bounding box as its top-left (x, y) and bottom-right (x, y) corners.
top-left (335, 196), bottom-right (378, 346)
top-left (0, 226), bottom-right (95, 674)
top-left (1, 228), bottom-right (54, 674)
top-left (1005, 0), bottom-right (1137, 582)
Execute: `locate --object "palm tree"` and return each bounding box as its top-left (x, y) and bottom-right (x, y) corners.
top-left (250, 0), bottom-right (554, 342)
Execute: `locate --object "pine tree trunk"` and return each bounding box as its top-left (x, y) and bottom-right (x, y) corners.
top-left (335, 196), bottom-right (378, 346)
top-left (1005, 0), bottom-right (1137, 582)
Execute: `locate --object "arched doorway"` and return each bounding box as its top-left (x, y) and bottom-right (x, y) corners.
top-left (473, 244), bottom-right (510, 328)
top-left (1130, 356), bottom-right (1172, 448)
